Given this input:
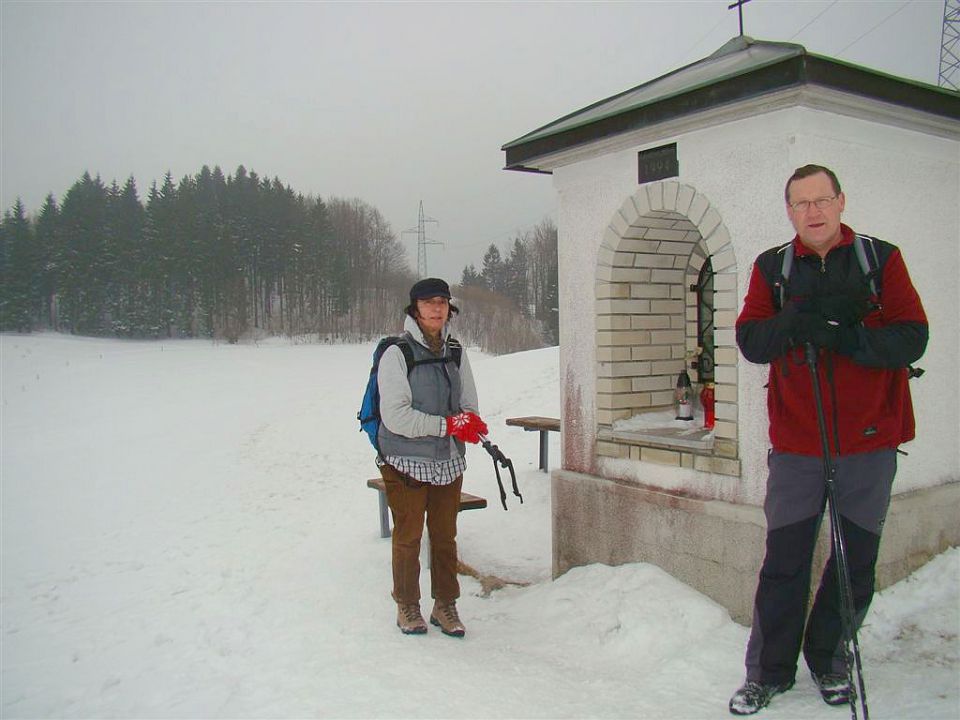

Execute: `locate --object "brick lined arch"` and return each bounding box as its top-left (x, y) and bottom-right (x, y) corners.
top-left (594, 181), bottom-right (741, 476)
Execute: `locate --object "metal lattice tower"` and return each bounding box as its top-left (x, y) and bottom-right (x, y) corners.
top-left (402, 201), bottom-right (441, 278)
top-left (941, 0), bottom-right (960, 91)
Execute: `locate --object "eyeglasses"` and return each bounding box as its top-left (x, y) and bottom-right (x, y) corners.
top-left (788, 196), bottom-right (837, 213)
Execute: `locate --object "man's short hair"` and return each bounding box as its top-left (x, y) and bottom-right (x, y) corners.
top-left (784, 164), bottom-right (842, 203)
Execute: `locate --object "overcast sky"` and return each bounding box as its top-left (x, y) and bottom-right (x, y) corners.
top-left (1, 1), bottom-right (946, 281)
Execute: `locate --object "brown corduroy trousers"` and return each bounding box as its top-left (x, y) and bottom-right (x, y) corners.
top-left (379, 463), bottom-right (461, 605)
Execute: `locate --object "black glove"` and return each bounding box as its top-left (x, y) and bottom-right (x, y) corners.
top-left (791, 312), bottom-right (860, 354)
top-left (810, 287), bottom-right (874, 326)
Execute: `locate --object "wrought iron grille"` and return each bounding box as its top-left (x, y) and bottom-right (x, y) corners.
top-left (692, 258), bottom-right (715, 382)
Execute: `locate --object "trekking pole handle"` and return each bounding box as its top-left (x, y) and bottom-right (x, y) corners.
top-left (479, 435), bottom-right (509, 510)
top-left (478, 435), bottom-right (523, 508)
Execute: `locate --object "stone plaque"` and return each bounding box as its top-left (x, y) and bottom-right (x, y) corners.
top-left (638, 143), bottom-right (679, 184)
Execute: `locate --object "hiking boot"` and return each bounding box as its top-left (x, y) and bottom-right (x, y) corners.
top-left (430, 600), bottom-right (465, 637)
top-left (728, 679), bottom-right (794, 715)
top-left (396, 603), bottom-right (428, 635)
top-left (811, 671), bottom-right (851, 706)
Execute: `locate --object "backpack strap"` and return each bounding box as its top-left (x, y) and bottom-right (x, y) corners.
top-left (775, 236), bottom-right (883, 310)
top-left (853, 233), bottom-right (882, 299)
top-left (396, 334), bottom-right (463, 373)
top-left (446, 336), bottom-right (463, 367)
top-left (394, 336), bottom-right (416, 375)
top-left (853, 234), bottom-right (923, 378)
top-left (775, 241), bottom-right (794, 311)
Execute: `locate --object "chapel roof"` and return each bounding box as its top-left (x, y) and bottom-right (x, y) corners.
top-left (502, 36), bottom-right (960, 173)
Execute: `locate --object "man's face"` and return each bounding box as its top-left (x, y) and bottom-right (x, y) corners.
top-left (415, 296), bottom-right (450, 335)
top-left (786, 172), bottom-right (845, 256)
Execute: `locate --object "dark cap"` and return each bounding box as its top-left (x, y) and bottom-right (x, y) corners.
top-left (409, 277), bottom-right (451, 302)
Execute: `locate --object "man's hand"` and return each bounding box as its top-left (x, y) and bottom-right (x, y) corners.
top-left (810, 287), bottom-right (874, 326)
top-left (791, 312), bottom-right (859, 354)
top-left (445, 412), bottom-right (489, 444)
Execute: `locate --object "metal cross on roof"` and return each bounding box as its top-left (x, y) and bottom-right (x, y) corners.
top-left (728, 0), bottom-right (753, 37)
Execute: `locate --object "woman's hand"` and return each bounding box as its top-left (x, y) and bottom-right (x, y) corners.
top-left (445, 412), bottom-right (488, 444)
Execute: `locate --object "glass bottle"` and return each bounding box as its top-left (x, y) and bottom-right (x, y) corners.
top-left (675, 370), bottom-right (693, 421)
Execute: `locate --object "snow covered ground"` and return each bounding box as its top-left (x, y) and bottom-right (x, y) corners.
top-left (2, 333), bottom-right (957, 719)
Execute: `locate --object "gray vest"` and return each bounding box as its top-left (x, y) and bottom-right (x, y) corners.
top-left (378, 335), bottom-right (465, 461)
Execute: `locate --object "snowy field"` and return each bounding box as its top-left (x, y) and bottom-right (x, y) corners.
top-left (1, 333), bottom-right (957, 719)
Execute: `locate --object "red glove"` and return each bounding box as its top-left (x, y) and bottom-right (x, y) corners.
top-left (445, 412), bottom-right (488, 444)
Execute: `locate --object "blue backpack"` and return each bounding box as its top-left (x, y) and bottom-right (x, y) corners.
top-left (357, 335), bottom-right (462, 453)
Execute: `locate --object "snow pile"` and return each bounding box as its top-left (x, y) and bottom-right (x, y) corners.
top-left (613, 407), bottom-right (714, 436)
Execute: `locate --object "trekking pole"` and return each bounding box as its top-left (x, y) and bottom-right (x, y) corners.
top-left (805, 343), bottom-right (870, 720)
top-left (479, 435), bottom-right (523, 510)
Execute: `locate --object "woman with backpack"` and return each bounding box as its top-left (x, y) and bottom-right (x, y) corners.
top-left (376, 277), bottom-right (487, 637)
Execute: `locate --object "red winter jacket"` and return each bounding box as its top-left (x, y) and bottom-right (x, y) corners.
top-left (736, 225), bottom-right (927, 457)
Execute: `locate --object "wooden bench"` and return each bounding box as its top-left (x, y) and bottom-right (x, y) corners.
top-left (366, 477), bottom-right (487, 538)
top-left (505, 416), bottom-right (561, 472)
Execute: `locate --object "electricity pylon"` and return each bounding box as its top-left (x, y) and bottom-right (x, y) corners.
top-left (402, 201), bottom-right (442, 279)
top-left (941, 0), bottom-right (959, 91)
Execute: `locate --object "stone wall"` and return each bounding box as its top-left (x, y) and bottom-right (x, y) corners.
top-left (553, 469), bottom-right (960, 624)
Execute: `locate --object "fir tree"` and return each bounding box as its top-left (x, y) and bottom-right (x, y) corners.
top-left (480, 244), bottom-right (504, 293)
top-left (460, 263), bottom-right (481, 287)
top-left (504, 237), bottom-right (529, 314)
top-left (0, 200), bottom-right (36, 331)
top-left (59, 172), bottom-right (110, 334)
top-left (34, 194), bottom-right (62, 329)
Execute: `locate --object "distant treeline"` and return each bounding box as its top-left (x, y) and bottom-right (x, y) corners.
top-left (460, 218), bottom-right (559, 347)
top-left (0, 165), bottom-right (558, 352)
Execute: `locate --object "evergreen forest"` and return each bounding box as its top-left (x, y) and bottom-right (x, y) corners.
top-left (0, 166), bottom-right (558, 353)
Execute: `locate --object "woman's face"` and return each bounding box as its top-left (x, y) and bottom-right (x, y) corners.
top-left (415, 296), bottom-right (450, 336)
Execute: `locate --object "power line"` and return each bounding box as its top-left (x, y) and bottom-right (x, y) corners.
top-left (674, 12), bottom-right (729, 67)
top-left (788, 0), bottom-right (840, 41)
top-left (834, 0), bottom-right (913, 57)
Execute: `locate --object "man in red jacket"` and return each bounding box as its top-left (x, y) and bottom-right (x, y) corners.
top-left (728, 164), bottom-right (927, 716)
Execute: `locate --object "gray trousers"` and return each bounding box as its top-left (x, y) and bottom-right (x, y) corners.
top-left (744, 449), bottom-right (896, 684)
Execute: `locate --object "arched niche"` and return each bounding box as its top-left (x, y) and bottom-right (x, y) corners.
top-left (594, 181), bottom-right (741, 476)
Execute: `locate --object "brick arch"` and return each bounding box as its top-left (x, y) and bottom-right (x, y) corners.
top-left (594, 181), bottom-right (741, 475)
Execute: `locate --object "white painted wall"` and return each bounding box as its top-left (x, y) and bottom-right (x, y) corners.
top-left (554, 103), bottom-right (959, 507)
